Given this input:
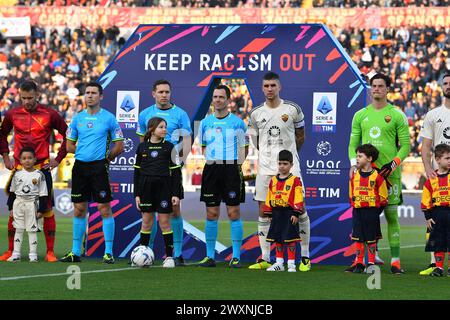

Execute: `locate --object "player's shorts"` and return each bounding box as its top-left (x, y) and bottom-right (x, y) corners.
top-left (387, 177), bottom-right (403, 205)
top-left (254, 167), bottom-right (302, 202)
top-left (266, 207), bottom-right (301, 243)
top-left (200, 163), bottom-right (245, 207)
top-left (426, 206), bottom-right (450, 252)
top-left (13, 197), bottom-right (39, 232)
top-left (351, 207), bottom-right (382, 243)
top-left (7, 168), bottom-right (54, 212)
top-left (71, 159), bottom-right (112, 203)
top-left (137, 175), bottom-right (173, 214)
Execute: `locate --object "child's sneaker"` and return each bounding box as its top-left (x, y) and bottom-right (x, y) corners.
top-left (163, 257), bottom-right (175, 268)
top-left (288, 263), bottom-right (296, 273)
top-left (29, 254), bottom-right (38, 262)
top-left (7, 253), bottom-right (21, 262)
top-left (267, 262), bottom-right (285, 272)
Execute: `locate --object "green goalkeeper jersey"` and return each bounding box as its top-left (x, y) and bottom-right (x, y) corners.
top-left (348, 103), bottom-right (411, 181)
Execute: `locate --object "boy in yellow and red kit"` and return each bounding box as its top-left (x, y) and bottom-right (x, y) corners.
top-left (348, 144), bottom-right (388, 273)
top-left (263, 150), bottom-right (304, 273)
top-left (421, 143), bottom-right (450, 277)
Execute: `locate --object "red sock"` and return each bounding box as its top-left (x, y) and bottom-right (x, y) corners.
top-left (276, 243), bottom-right (283, 259)
top-left (287, 242), bottom-right (295, 260)
top-left (44, 215), bottom-right (56, 252)
top-left (355, 242), bottom-right (365, 264)
top-left (435, 252), bottom-right (445, 269)
top-left (7, 216), bottom-right (14, 251)
top-left (367, 242), bottom-right (376, 264)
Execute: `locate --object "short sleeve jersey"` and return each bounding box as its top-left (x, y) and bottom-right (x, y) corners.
top-left (249, 99), bottom-right (304, 175)
top-left (199, 113), bottom-right (248, 162)
top-left (136, 104), bottom-right (192, 145)
top-left (11, 169), bottom-right (48, 199)
top-left (419, 106), bottom-right (450, 147)
top-left (67, 108), bottom-right (124, 162)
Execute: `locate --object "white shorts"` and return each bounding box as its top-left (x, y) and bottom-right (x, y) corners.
top-left (13, 198), bottom-right (39, 232)
top-left (254, 167), bottom-right (303, 202)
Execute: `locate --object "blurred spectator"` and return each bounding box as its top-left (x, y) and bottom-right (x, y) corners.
top-left (191, 167), bottom-right (203, 186)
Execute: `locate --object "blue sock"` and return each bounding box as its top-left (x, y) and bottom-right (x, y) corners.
top-left (205, 219), bottom-right (218, 259)
top-left (102, 216), bottom-right (115, 255)
top-left (230, 219), bottom-right (243, 260)
top-left (72, 216), bottom-right (87, 256)
top-left (171, 216), bottom-right (184, 258)
top-left (149, 214), bottom-right (158, 249)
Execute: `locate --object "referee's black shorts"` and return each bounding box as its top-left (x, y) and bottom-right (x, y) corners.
top-left (137, 175), bottom-right (173, 214)
top-left (71, 159), bottom-right (112, 203)
top-left (351, 207), bottom-right (382, 243)
top-left (200, 162), bottom-right (245, 207)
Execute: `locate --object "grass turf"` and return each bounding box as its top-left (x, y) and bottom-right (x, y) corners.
top-left (0, 217), bottom-right (448, 300)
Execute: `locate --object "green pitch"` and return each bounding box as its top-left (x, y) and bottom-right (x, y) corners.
top-left (0, 217), bottom-right (449, 300)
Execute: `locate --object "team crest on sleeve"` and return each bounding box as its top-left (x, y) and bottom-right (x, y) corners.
top-left (281, 114), bottom-right (289, 122)
top-left (115, 127), bottom-right (124, 138)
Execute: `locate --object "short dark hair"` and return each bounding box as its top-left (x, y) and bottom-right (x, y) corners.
top-left (214, 85), bottom-right (231, 99)
top-left (369, 73), bottom-right (391, 88)
top-left (152, 79), bottom-right (171, 91)
top-left (263, 72), bottom-right (280, 81)
top-left (434, 143), bottom-right (450, 159)
top-left (85, 82), bottom-right (103, 95)
top-left (442, 73), bottom-right (450, 82)
top-left (19, 146), bottom-right (36, 157)
top-left (356, 144), bottom-right (379, 162)
top-left (278, 150), bottom-right (293, 163)
top-left (20, 80), bottom-right (38, 92)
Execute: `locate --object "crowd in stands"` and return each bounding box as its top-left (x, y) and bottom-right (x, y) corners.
top-left (14, 0), bottom-right (449, 7)
top-left (313, 0), bottom-right (449, 7)
top-left (0, 22), bottom-right (448, 161)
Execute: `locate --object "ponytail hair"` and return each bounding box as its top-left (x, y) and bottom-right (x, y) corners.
top-left (143, 117), bottom-right (167, 142)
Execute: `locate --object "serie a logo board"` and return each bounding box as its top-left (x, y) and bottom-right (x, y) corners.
top-left (88, 24), bottom-right (367, 265)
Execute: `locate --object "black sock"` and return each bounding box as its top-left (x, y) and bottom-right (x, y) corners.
top-left (162, 231), bottom-right (174, 257)
top-left (140, 232), bottom-right (150, 246)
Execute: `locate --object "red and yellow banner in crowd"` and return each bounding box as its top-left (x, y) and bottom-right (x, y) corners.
top-left (0, 6), bottom-right (449, 29)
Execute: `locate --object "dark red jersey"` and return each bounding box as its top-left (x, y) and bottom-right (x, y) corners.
top-left (0, 104), bottom-right (68, 167)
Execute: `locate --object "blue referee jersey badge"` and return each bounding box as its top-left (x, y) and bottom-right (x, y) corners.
top-left (151, 151), bottom-right (158, 158)
top-left (99, 191), bottom-right (107, 198)
top-left (87, 122), bottom-right (94, 128)
top-left (160, 200), bottom-right (168, 208)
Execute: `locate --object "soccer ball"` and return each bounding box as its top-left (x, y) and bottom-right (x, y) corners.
top-left (130, 245), bottom-right (154, 267)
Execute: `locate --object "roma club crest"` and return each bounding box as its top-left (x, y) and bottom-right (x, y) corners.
top-left (384, 115), bottom-right (392, 123)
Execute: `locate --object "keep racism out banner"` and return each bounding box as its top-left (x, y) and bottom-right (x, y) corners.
top-left (1, 6), bottom-right (450, 29)
top-left (84, 24), bottom-right (369, 265)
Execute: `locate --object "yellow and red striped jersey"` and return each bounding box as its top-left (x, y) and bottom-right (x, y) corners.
top-left (421, 172), bottom-right (450, 211)
top-left (263, 174), bottom-right (304, 213)
top-left (349, 170), bottom-right (388, 208)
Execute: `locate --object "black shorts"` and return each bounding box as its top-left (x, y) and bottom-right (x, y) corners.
top-left (426, 207), bottom-right (450, 252)
top-left (71, 159), bottom-right (112, 203)
top-left (351, 207), bottom-right (382, 243)
top-left (138, 176), bottom-right (172, 214)
top-left (266, 207), bottom-right (301, 243)
top-left (200, 163), bottom-right (245, 207)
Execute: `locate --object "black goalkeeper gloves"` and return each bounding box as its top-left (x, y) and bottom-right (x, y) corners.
top-left (379, 157), bottom-right (401, 179)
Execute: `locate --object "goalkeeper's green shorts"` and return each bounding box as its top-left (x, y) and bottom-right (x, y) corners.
top-left (387, 177), bottom-right (403, 205)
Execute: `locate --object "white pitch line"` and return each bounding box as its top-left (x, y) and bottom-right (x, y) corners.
top-left (0, 262), bottom-right (201, 281)
top-left (378, 244), bottom-right (424, 250)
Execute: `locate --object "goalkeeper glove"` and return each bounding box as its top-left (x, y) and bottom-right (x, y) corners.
top-left (379, 157), bottom-right (401, 178)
